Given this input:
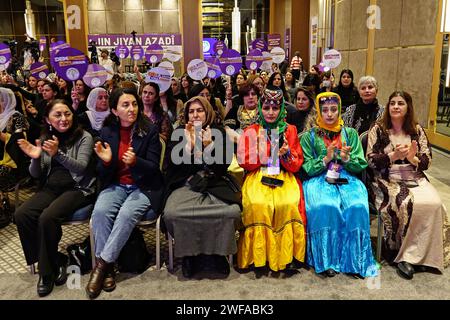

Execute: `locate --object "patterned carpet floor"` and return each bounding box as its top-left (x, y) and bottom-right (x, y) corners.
top-left (0, 185), bottom-right (171, 274)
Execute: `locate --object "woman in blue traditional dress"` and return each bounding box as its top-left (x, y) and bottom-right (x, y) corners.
top-left (300, 91), bottom-right (377, 278)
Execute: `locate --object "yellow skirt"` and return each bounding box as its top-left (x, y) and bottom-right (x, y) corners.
top-left (227, 154), bottom-right (244, 187)
top-left (237, 169), bottom-right (306, 271)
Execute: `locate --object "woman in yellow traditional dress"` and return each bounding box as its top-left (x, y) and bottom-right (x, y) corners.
top-left (237, 87), bottom-right (306, 273)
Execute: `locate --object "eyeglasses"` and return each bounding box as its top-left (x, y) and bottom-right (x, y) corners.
top-left (199, 93), bottom-right (211, 98)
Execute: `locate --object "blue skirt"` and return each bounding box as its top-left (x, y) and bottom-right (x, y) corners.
top-left (303, 169), bottom-right (378, 277)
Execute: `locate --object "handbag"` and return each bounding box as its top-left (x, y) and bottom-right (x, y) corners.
top-left (187, 170), bottom-right (211, 193)
top-left (67, 236), bottom-right (92, 274)
top-left (0, 193), bottom-right (12, 229)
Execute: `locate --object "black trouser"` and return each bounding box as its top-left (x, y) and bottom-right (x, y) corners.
top-left (292, 69), bottom-right (300, 81)
top-left (15, 187), bottom-right (93, 276)
top-left (0, 165), bottom-right (17, 191)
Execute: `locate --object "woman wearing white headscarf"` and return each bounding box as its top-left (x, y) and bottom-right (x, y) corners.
top-left (0, 88), bottom-right (29, 228)
top-left (78, 88), bottom-right (109, 138)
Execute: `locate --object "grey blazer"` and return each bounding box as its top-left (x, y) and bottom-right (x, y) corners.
top-left (29, 130), bottom-right (96, 195)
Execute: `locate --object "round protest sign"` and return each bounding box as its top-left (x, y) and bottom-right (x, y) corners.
top-left (219, 49), bottom-right (242, 76)
top-left (322, 49), bottom-right (342, 69)
top-left (0, 61), bottom-right (10, 72)
top-left (158, 60), bottom-right (175, 77)
top-left (251, 39), bottom-right (268, 52)
top-left (115, 45), bottom-right (129, 59)
top-left (145, 67), bottom-right (171, 92)
top-left (53, 47), bottom-right (89, 82)
top-left (213, 40), bottom-right (227, 57)
top-left (39, 37), bottom-right (46, 52)
top-left (50, 41), bottom-right (70, 54)
top-left (145, 44), bottom-right (164, 64)
top-left (82, 64), bottom-right (108, 88)
top-left (130, 45), bottom-right (144, 61)
top-left (260, 51), bottom-right (273, 72)
top-left (204, 57), bottom-right (222, 79)
top-left (270, 47), bottom-right (286, 64)
top-left (0, 43), bottom-right (11, 66)
top-left (187, 59), bottom-right (208, 81)
top-left (164, 46), bottom-right (182, 62)
top-left (30, 62), bottom-right (49, 79)
top-left (49, 41), bottom-right (70, 68)
top-left (245, 49), bottom-right (263, 70)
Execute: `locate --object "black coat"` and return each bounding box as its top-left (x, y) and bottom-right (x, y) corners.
top-left (164, 125), bottom-right (241, 209)
top-left (97, 121), bottom-right (165, 214)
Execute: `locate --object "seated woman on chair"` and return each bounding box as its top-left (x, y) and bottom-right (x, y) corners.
top-left (237, 87), bottom-right (306, 273)
top-left (0, 88), bottom-right (29, 228)
top-left (15, 99), bottom-right (96, 297)
top-left (163, 96), bottom-right (242, 279)
top-left (300, 92), bottom-right (377, 278)
top-left (366, 90), bottom-right (450, 279)
top-left (86, 88), bottom-right (163, 299)
top-left (78, 87), bottom-right (109, 139)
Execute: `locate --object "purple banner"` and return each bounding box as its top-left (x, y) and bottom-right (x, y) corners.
top-left (0, 43), bottom-right (12, 66)
top-left (213, 40), bottom-right (227, 57)
top-left (30, 62), bottom-right (49, 79)
top-left (88, 34), bottom-right (182, 47)
top-left (145, 44), bottom-right (164, 64)
top-left (219, 49), bottom-right (242, 76)
top-left (83, 64), bottom-right (108, 88)
top-left (251, 39), bottom-right (268, 52)
top-left (204, 57), bottom-right (222, 79)
top-left (285, 28), bottom-right (291, 62)
top-left (130, 45), bottom-right (144, 61)
top-left (268, 34), bottom-right (281, 50)
top-left (115, 45), bottom-right (129, 59)
top-left (53, 47), bottom-right (89, 82)
top-left (246, 49), bottom-right (263, 70)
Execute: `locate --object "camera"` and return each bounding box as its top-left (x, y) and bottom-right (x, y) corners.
top-left (88, 40), bottom-right (98, 64)
top-left (24, 37), bottom-right (40, 62)
top-left (109, 49), bottom-right (120, 66)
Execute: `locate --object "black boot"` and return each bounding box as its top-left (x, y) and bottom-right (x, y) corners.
top-left (182, 256), bottom-right (195, 278)
top-left (37, 274), bottom-right (55, 297)
top-left (397, 261), bottom-right (414, 280)
top-left (214, 255), bottom-right (230, 275)
top-left (54, 253), bottom-right (68, 286)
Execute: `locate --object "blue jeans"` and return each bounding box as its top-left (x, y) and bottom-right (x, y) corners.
top-left (91, 184), bottom-right (151, 263)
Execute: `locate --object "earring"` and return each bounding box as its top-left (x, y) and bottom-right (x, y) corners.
top-left (49, 125), bottom-right (52, 132)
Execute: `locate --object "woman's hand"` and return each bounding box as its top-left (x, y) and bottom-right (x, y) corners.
top-left (391, 143), bottom-right (409, 162)
top-left (71, 90), bottom-right (80, 110)
top-left (94, 140), bottom-right (112, 163)
top-left (18, 139), bottom-right (42, 159)
top-left (226, 80), bottom-right (233, 101)
top-left (184, 122), bottom-right (195, 153)
top-left (42, 135), bottom-right (59, 157)
top-left (340, 140), bottom-right (352, 162)
top-left (279, 140), bottom-right (289, 157)
top-left (201, 125), bottom-right (212, 147)
top-left (122, 146), bottom-right (136, 166)
top-left (323, 141), bottom-right (337, 165)
top-left (406, 140), bottom-right (418, 163)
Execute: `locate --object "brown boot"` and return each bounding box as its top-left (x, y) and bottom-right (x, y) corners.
top-left (103, 263), bottom-right (116, 292)
top-left (86, 257), bottom-right (109, 299)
